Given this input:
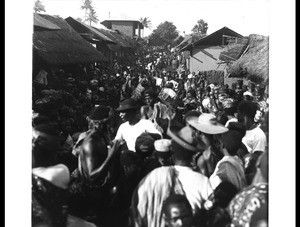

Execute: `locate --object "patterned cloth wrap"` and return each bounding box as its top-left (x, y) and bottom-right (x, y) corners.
top-left (228, 183), bottom-right (268, 227)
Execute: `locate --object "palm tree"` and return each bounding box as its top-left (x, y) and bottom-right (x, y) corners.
top-left (87, 8), bottom-right (99, 26)
top-left (81, 0), bottom-right (99, 25)
top-left (139, 17), bottom-right (152, 37)
top-left (33, 0), bottom-right (46, 13)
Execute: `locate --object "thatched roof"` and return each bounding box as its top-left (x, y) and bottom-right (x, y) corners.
top-left (34, 13), bottom-right (61, 30)
top-left (227, 34), bottom-right (269, 84)
top-left (92, 27), bottom-right (135, 50)
top-left (181, 27), bottom-right (244, 51)
top-left (33, 14), bottom-right (107, 65)
top-left (219, 37), bottom-right (249, 62)
top-left (64, 17), bottom-right (115, 44)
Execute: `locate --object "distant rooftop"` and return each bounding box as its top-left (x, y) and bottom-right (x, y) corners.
top-left (101, 19), bottom-right (144, 29)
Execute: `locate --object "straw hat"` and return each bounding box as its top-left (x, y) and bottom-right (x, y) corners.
top-left (167, 126), bottom-right (206, 152)
top-left (187, 113), bottom-right (228, 134)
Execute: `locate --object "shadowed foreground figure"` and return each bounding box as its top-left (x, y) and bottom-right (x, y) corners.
top-left (67, 132), bottom-right (121, 227)
top-left (32, 124), bottom-right (70, 227)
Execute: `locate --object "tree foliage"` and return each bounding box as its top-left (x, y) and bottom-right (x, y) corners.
top-left (191, 19), bottom-right (208, 34)
top-left (34, 0), bottom-right (46, 13)
top-left (139, 17), bottom-right (152, 29)
top-left (139, 17), bottom-right (152, 37)
top-left (148, 21), bottom-right (179, 47)
top-left (80, 0), bottom-right (99, 26)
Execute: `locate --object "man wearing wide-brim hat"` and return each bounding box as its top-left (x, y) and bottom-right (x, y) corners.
top-left (186, 113), bottom-right (229, 177)
top-left (131, 125), bottom-right (213, 227)
top-left (113, 98), bottom-right (162, 152)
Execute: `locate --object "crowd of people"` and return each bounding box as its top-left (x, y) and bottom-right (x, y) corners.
top-left (32, 54), bottom-right (269, 227)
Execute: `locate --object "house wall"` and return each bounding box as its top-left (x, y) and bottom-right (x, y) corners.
top-left (111, 21), bottom-right (135, 38)
top-left (189, 46), bottom-right (227, 73)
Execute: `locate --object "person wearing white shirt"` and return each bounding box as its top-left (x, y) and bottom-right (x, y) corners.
top-left (237, 100), bottom-right (267, 153)
top-left (113, 98), bottom-right (162, 152)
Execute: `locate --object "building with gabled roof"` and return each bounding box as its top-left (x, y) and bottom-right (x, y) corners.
top-left (66, 17), bottom-right (137, 64)
top-left (33, 13), bottom-right (107, 75)
top-left (179, 27), bottom-right (245, 81)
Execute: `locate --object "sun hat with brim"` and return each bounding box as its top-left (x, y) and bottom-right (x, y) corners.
top-left (167, 125), bottom-right (206, 152)
top-left (187, 113), bottom-right (228, 134)
top-left (115, 98), bottom-right (140, 112)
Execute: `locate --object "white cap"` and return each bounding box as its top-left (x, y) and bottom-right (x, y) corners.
top-left (243, 91), bottom-right (253, 97)
top-left (154, 139), bottom-right (172, 152)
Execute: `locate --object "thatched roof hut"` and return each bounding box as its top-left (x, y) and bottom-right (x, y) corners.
top-left (34, 13), bottom-right (61, 31)
top-left (64, 17), bottom-right (115, 44)
top-left (92, 27), bottom-right (136, 50)
top-left (219, 37), bottom-right (249, 62)
top-left (33, 14), bottom-right (107, 66)
top-left (227, 34), bottom-right (269, 85)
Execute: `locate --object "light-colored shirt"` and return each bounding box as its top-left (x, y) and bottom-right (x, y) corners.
top-left (114, 119), bottom-right (162, 152)
top-left (131, 165), bottom-right (213, 227)
top-left (209, 156), bottom-right (247, 191)
top-left (242, 126), bottom-right (267, 153)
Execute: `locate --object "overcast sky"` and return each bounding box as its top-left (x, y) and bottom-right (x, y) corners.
top-left (39, 0), bottom-right (270, 37)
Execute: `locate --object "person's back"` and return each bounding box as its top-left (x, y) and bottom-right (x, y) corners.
top-left (131, 165), bottom-right (212, 227)
top-left (209, 122), bottom-right (247, 191)
top-left (131, 126), bottom-right (213, 227)
top-left (67, 132), bottom-right (117, 227)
